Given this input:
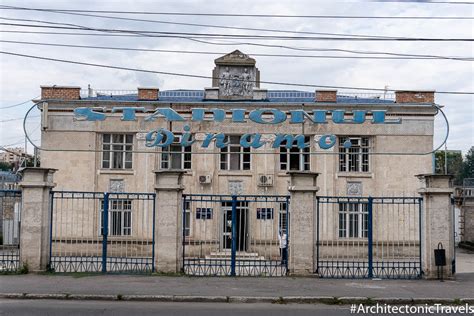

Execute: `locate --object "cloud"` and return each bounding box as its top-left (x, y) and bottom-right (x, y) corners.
top-left (0, 0), bottom-right (472, 155)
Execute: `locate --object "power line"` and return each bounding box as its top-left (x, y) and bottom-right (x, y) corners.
top-left (1, 39), bottom-right (472, 61)
top-left (0, 97), bottom-right (37, 109)
top-left (2, 22), bottom-right (473, 41)
top-left (0, 5), bottom-right (472, 19)
top-left (1, 140), bottom-right (39, 150)
top-left (372, 1), bottom-right (474, 4)
top-left (1, 50), bottom-right (473, 95)
top-left (0, 16), bottom-right (409, 40)
top-left (0, 115), bottom-right (40, 123)
top-left (3, 30), bottom-right (472, 60)
top-left (0, 8), bottom-right (461, 39)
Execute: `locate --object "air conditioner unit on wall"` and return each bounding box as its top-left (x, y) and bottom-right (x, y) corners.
top-left (199, 175), bottom-right (212, 184)
top-left (258, 174), bottom-right (274, 187)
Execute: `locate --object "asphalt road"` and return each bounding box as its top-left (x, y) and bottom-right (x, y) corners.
top-left (1, 299), bottom-right (471, 315)
top-left (0, 300), bottom-right (350, 316)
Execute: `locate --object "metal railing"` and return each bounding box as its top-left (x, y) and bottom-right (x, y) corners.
top-left (80, 89), bottom-right (137, 98)
top-left (0, 190), bottom-right (21, 272)
top-left (337, 92), bottom-right (395, 100)
top-left (316, 196), bottom-right (422, 279)
top-left (49, 191), bottom-right (156, 273)
top-left (182, 194), bottom-right (290, 277)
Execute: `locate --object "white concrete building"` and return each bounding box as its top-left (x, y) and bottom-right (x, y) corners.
top-left (35, 51), bottom-right (442, 277)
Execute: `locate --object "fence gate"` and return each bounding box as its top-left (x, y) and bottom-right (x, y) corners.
top-left (183, 194), bottom-right (290, 276)
top-left (0, 190), bottom-right (21, 272)
top-left (316, 196), bottom-right (422, 279)
top-left (50, 191), bottom-right (155, 273)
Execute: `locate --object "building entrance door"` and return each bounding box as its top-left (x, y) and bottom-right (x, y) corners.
top-left (222, 202), bottom-right (248, 252)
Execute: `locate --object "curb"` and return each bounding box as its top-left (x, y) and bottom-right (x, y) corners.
top-left (0, 293), bottom-right (473, 305)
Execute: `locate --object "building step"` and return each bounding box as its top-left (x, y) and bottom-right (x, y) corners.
top-left (206, 251), bottom-right (266, 260)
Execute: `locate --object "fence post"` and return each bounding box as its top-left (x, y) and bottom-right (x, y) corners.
top-left (287, 171), bottom-right (319, 275)
top-left (230, 195), bottom-right (237, 276)
top-left (101, 192), bottom-right (109, 273)
top-left (19, 168), bottom-right (56, 272)
top-left (417, 174), bottom-right (454, 279)
top-left (154, 170), bottom-right (185, 273)
top-left (367, 196), bottom-right (374, 278)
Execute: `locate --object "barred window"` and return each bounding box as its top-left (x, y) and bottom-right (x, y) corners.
top-left (161, 136), bottom-right (192, 170)
top-left (196, 208), bottom-right (213, 220)
top-left (220, 135), bottom-right (251, 171)
top-left (256, 208), bottom-right (274, 220)
top-left (100, 199), bottom-right (132, 236)
top-left (338, 203), bottom-right (368, 238)
top-left (280, 135), bottom-right (310, 171)
top-left (102, 134), bottom-right (133, 169)
top-left (338, 136), bottom-right (370, 172)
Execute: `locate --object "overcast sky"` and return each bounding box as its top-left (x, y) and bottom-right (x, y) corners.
top-left (0, 0), bottom-right (472, 156)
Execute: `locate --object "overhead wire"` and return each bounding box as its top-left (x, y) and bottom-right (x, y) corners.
top-left (1, 22), bottom-right (473, 41)
top-left (0, 5), bottom-right (472, 19)
top-left (1, 39), bottom-right (472, 61)
top-left (0, 97), bottom-right (37, 109)
top-left (2, 29), bottom-right (472, 61)
top-left (1, 50), bottom-right (473, 95)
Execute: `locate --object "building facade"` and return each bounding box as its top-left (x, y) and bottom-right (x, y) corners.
top-left (36, 51), bottom-right (439, 276)
top-left (0, 147), bottom-right (24, 165)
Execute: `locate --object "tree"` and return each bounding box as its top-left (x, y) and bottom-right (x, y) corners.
top-left (0, 161), bottom-right (12, 171)
top-left (435, 150), bottom-right (464, 185)
top-left (460, 147), bottom-right (474, 184)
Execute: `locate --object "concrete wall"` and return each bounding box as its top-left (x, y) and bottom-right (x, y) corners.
top-left (41, 104), bottom-right (435, 198)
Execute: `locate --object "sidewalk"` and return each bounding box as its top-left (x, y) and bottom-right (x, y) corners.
top-left (1, 273), bottom-right (473, 304)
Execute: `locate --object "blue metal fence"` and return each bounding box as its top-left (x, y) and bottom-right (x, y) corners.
top-left (49, 191), bottom-right (155, 273)
top-left (182, 194), bottom-right (290, 276)
top-left (316, 196), bottom-right (422, 279)
top-left (0, 189), bottom-right (21, 272)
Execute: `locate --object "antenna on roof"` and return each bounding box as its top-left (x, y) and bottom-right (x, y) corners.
top-left (383, 85), bottom-right (389, 100)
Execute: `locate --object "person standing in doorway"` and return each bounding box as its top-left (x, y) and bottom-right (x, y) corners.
top-left (278, 229), bottom-right (288, 265)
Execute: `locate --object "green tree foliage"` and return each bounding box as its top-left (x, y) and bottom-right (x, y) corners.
top-left (435, 150), bottom-right (464, 185)
top-left (460, 147), bottom-right (474, 184)
top-left (0, 161), bottom-right (12, 171)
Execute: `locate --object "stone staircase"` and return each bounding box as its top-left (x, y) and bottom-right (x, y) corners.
top-left (205, 251), bottom-right (265, 261)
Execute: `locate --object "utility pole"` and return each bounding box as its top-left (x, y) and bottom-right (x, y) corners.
top-left (444, 143), bottom-right (448, 174)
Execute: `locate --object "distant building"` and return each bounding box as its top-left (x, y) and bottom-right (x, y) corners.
top-left (0, 147), bottom-right (24, 165)
top-left (0, 171), bottom-right (20, 190)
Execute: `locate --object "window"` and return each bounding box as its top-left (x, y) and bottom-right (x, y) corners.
top-left (161, 136), bottom-right (192, 169)
top-left (256, 208), bottom-right (274, 220)
top-left (279, 202), bottom-right (288, 234)
top-left (184, 201), bottom-right (191, 237)
top-left (196, 208), bottom-right (213, 220)
top-left (100, 199), bottom-right (132, 236)
top-left (338, 203), bottom-right (368, 238)
top-left (220, 135), bottom-right (251, 170)
top-left (280, 136), bottom-right (310, 171)
top-left (338, 136), bottom-right (370, 172)
top-left (102, 134), bottom-right (133, 169)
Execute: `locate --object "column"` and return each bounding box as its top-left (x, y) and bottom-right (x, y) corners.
top-left (19, 168), bottom-right (56, 272)
top-left (153, 170), bottom-right (185, 273)
top-left (287, 171), bottom-right (319, 275)
top-left (417, 174), bottom-right (454, 279)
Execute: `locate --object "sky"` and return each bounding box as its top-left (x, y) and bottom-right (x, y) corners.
top-left (0, 0), bottom-right (473, 156)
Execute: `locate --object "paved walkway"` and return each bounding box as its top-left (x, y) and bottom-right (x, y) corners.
top-left (1, 248), bottom-right (473, 304)
top-left (1, 273), bottom-right (473, 303)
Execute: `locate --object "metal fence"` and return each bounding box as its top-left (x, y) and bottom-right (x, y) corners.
top-left (316, 196), bottom-right (422, 279)
top-left (182, 194), bottom-right (290, 276)
top-left (49, 191), bottom-right (155, 273)
top-left (0, 190), bottom-right (21, 272)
